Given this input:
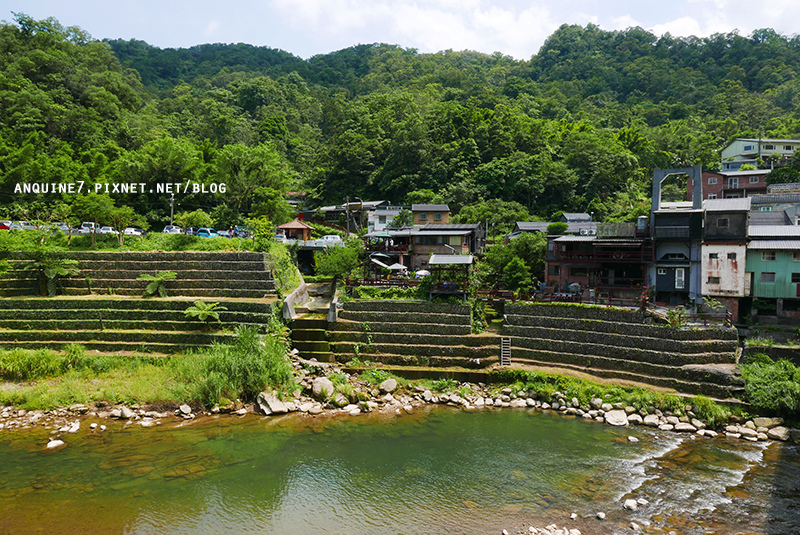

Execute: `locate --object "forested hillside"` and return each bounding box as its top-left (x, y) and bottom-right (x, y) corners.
top-left (2, 13), bottom-right (800, 234)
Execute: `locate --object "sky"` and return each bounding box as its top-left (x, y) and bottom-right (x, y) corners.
top-left (3, 0), bottom-right (800, 60)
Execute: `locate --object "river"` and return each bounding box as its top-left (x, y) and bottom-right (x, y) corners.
top-left (0, 406), bottom-right (797, 534)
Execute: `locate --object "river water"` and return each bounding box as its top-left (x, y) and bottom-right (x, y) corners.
top-left (0, 406), bottom-right (798, 534)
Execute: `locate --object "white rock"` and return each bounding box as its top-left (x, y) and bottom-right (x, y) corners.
top-left (99, 425), bottom-right (106, 431)
top-left (596, 512), bottom-right (606, 520)
top-left (570, 512), bottom-right (577, 520)
top-left (67, 421), bottom-right (80, 434)
top-left (643, 414), bottom-right (660, 427)
top-left (623, 498), bottom-right (638, 510)
top-left (256, 391), bottom-right (289, 415)
top-left (674, 422), bottom-right (697, 433)
top-left (46, 439), bottom-right (65, 449)
top-left (120, 406), bottom-right (135, 419)
top-left (768, 426), bottom-right (791, 441)
top-left (605, 410), bottom-right (629, 426)
top-left (569, 530), bottom-right (581, 535)
top-left (379, 378), bottom-right (398, 394)
top-left (628, 436), bottom-right (639, 443)
top-left (627, 414), bottom-right (643, 425)
top-left (89, 423), bottom-right (98, 430)
top-left (631, 521), bottom-right (640, 531)
top-left (659, 424), bottom-right (675, 431)
top-left (637, 498), bottom-right (649, 506)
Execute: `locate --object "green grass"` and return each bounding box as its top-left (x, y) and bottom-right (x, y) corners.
top-left (0, 323), bottom-right (295, 410)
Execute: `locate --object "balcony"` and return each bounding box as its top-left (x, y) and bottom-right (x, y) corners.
top-left (364, 243), bottom-right (409, 254)
top-left (595, 277), bottom-right (645, 289)
top-left (556, 249), bottom-right (649, 263)
top-left (654, 226), bottom-right (690, 239)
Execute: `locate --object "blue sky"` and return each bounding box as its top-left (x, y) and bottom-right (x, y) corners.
top-left (4, 0), bottom-right (800, 60)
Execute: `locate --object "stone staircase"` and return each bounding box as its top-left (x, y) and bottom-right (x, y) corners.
top-left (0, 251), bottom-right (276, 299)
top-left (0, 251), bottom-right (280, 354)
top-left (503, 303), bottom-right (743, 399)
top-left (329, 301), bottom-right (500, 367)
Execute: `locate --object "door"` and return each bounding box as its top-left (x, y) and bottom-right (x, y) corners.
top-left (675, 268), bottom-right (685, 290)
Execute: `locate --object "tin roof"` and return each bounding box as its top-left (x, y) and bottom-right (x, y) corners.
top-left (428, 254), bottom-right (474, 265)
top-left (412, 204), bottom-right (450, 212)
top-left (748, 240), bottom-right (800, 250)
top-left (748, 225), bottom-right (800, 237)
top-left (703, 198), bottom-right (751, 211)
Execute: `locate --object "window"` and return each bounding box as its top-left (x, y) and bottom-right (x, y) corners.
top-left (744, 145), bottom-right (754, 151)
top-left (657, 268), bottom-right (667, 275)
top-left (794, 252), bottom-right (800, 262)
top-left (728, 177), bottom-right (739, 189)
top-left (764, 144), bottom-right (775, 150)
top-left (708, 177), bottom-right (718, 185)
top-left (759, 206), bottom-right (772, 211)
top-left (378, 215), bottom-right (386, 224)
top-left (707, 276), bottom-right (721, 284)
top-left (750, 176), bottom-right (760, 183)
top-left (785, 145), bottom-right (794, 151)
top-left (570, 267), bottom-right (588, 277)
top-left (717, 218), bottom-right (729, 228)
top-left (793, 273), bottom-right (800, 284)
top-left (709, 253), bottom-right (719, 260)
top-left (707, 193), bottom-right (718, 199)
top-left (762, 251), bottom-right (776, 261)
top-left (419, 213), bottom-right (427, 221)
top-left (666, 253), bottom-right (686, 260)
top-left (434, 212), bottom-right (442, 221)
top-left (548, 265), bottom-right (560, 276)
top-left (728, 252), bottom-right (737, 260)
top-left (761, 272), bottom-right (776, 283)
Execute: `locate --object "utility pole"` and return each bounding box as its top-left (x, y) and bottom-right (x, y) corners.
top-left (345, 195), bottom-right (350, 235)
top-left (170, 194), bottom-right (175, 225)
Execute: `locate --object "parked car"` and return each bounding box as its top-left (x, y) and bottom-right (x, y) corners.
top-left (0, 220), bottom-right (11, 230)
top-left (216, 229), bottom-right (232, 238)
top-left (274, 233), bottom-right (287, 243)
top-left (50, 222), bottom-right (70, 233)
top-left (163, 225), bottom-right (183, 234)
top-left (97, 226), bottom-right (118, 235)
top-left (123, 227), bottom-right (144, 236)
top-left (195, 228), bottom-right (218, 238)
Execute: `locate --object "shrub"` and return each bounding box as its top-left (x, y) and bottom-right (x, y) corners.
top-left (138, 271), bottom-right (177, 298)
top-left (741, 357), bottom-right (800, 413)
top-left (184, 301), bottom-right (228, 328)
top-left (201, 326), bottom-right (293, 405)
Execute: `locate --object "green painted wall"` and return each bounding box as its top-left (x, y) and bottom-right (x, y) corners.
top-left (746, 249), bottom-right (800, 298)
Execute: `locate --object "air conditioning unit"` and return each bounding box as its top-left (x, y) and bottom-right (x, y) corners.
top-left (588, 229), bottom-right (597, 235)
top-left (580, 229), bottom-right (588, 235)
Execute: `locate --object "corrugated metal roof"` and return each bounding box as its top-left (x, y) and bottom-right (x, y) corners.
top-left (748, 240), bottom-right (800, 250)
top-left (749, 211), bottom-right (791, 225)
top-left (703, 197), bottom-right (751, 211)
top-left (420, 223), bottom-right (480, 231)
top-left (751, 193), bottom-right (800, 204)
top-left (412, 204), bottom-right (450, 211)
top-left (554, 235), bottom-right (596, 242)
top-left (561, 213), bottom-right (591, 221)
top-left (428, 254), bottom-right (474, 265)
top-left (748, 225), bottom-right (800, 237)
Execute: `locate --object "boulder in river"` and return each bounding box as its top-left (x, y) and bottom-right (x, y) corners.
top-left (604, 410), bottom-right (628, 426)
top-left (256, 392), bottom-right (288, 415)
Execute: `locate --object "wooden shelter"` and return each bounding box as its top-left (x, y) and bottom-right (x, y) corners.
top-left (277, 219), bottom-right (314, 241)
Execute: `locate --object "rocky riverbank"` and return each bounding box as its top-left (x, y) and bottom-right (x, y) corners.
top-left (2, 356), bottom-right (799, 451)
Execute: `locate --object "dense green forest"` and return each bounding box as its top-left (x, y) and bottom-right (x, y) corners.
top-left (2, 13), bottom-right (800, 234)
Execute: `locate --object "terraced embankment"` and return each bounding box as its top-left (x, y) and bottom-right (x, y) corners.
top-left (328, 300), bottom-right (743, 399)
top-left (329, 301), bottom-right (499, 367)
top-left (0, 251), bottom-right (278, 353)
top-left (504, 303), bottom-right (743, 399)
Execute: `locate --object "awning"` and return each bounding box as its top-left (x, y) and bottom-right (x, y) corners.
top-left (388, 263), bottom-right (407, 271)
top-left (428, 254), bottom-right (474, 265)
top-left (370, 258), bottom-right (390, 269)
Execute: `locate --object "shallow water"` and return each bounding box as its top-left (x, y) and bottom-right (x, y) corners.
top-left (0, 407), bottom-right (797, 534)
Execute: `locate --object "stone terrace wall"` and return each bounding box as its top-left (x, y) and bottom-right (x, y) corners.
top-left (504, 303), bottom-right (742, 399)
top-left (329, 301), bottom-right (500, 367)
top-left (0, 251), bottom-right (275, 299)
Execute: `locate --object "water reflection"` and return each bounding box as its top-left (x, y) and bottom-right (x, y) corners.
top-left (0, 407), bottom-right (797, 535)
